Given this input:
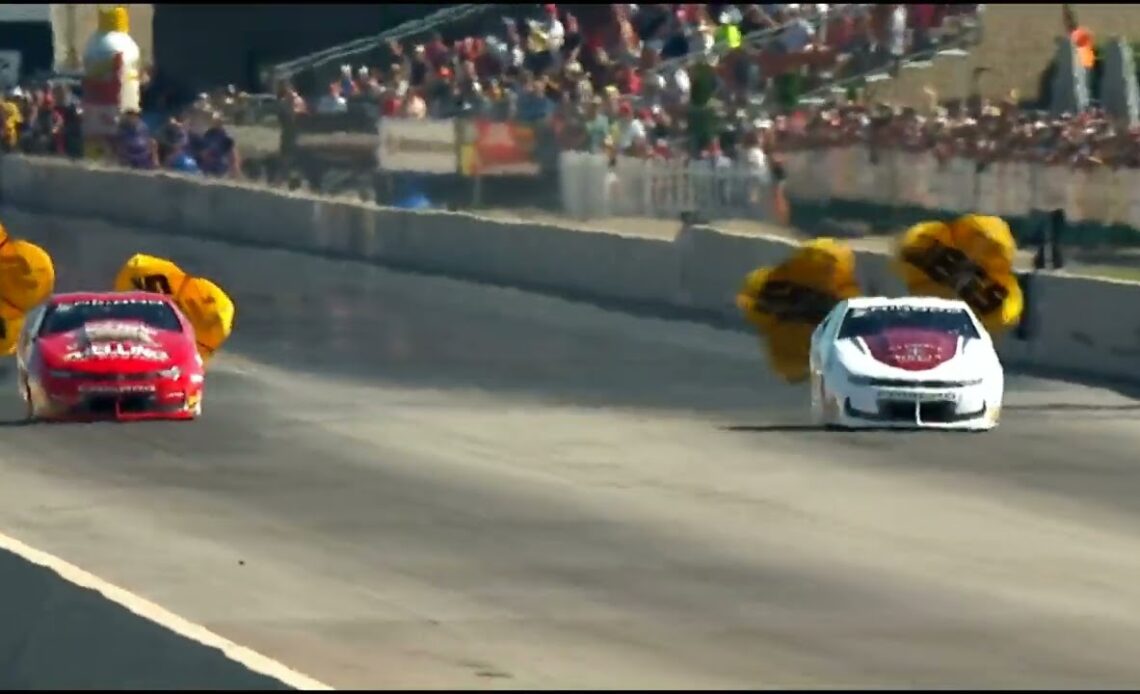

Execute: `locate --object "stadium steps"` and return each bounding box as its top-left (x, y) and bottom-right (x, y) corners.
top-left (797, 31), bottom-right (980, 108)
top-left (806, 4), bottom-right (1140, 109)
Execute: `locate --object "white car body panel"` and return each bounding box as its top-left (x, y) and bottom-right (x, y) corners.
top-left (809, 296), bottom-right (1004, 431)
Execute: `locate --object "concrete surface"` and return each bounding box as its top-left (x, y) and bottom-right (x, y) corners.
top-left (0, 208), bottom-right (1139, 688)
top-left (0, 541), bottom-right (302, 690)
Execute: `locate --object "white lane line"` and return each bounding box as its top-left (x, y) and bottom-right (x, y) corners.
top-left (0, 531), bottom-right (334, 691)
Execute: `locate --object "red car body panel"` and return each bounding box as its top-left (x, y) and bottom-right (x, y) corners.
top-left (20, 291), bottom-right (205, 422)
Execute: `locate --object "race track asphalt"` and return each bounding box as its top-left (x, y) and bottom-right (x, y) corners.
top-left (2, 211), bottom-right (1140, 688)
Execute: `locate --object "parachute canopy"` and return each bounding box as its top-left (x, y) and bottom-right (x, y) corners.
top-left (895, 214), bottom-right (1023, 335)
top-left (737, 238), bottom-right (861, 383)
top-left (114, 253), bottom-right (235, 362)
top-left (0, 224), bottom-right (55, 356)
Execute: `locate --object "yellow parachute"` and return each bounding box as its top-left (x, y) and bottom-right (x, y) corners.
top-left (895, 214), bottom-right (1023, 335)
top-left (114, 253), bottom-right (235, 362)
top-left (0, 222), bottom-right (55, 356)
top-left (736, 238), bottom-right (861, 383)
top-left (0, 314), bottom-right (24, 358)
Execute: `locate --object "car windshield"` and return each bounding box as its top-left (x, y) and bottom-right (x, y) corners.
top-left (39, 298), bottom-right (183, 336)
top-left (837, 305), bottom-right (980, 340)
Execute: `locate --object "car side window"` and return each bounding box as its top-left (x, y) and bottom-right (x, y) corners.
top-left (816, 303), bottom-right (845, 344)
top-left (23, 303), bottom-right (47, 339)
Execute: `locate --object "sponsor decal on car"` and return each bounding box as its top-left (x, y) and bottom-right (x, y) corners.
top-left (78, 384), bottom-right (156, 394)
top-left (876, 390), bottom-right (959, 403)
top-left (81, 320), bottom-right (159, 344)
top-left (65, 342), bottom-right (170, 362)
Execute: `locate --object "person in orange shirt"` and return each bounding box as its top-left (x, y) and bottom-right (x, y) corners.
top-left (1064, 4), bottom-right (1096, 70)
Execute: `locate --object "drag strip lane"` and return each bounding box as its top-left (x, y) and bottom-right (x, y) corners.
top-left (0, 210), bottom-right (1138, 687)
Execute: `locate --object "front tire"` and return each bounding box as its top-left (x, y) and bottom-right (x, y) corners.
top-left (809, 372), bottom-right (825, 425)
top-left (23, 383), bottom-right (37, 421)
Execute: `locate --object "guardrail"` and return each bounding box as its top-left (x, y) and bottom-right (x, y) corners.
top-left (270, 4), bottom-right (502, 83)
top-left (559, 152), bottom-right (777, 223)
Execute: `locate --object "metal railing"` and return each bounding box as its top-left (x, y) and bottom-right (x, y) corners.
top-left (651, 4), bottom-right (875, 80)
top-left (560, 151), bottom-right (776, 223)
top-left (270, 4), bottom-right (507, 84)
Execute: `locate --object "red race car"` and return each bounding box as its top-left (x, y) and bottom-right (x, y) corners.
top-left (15, 291), bottom-right (206, 421)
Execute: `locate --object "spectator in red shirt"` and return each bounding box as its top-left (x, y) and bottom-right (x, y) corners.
top-left (425, 31), bottom-right (450, 69)
top-left (910, 4), bottom-right (936, 52)
top-left (381, 89), bottom-right (402, 117)
top-left (617, 64), bottom-right (641, 96)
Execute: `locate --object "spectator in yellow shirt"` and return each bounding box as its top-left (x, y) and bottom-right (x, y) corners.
top-left (715, 10), bottom-right (742, 52)
top-left (0, 92), bottom-right (22, 152)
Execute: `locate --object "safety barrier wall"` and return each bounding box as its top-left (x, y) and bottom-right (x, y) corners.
top-left (781, 146), bottom-right (1140, 247)
top-left (1, 155), bottom-right (1138, 382)
top-left (558, 147), bottom-right (1140, 248)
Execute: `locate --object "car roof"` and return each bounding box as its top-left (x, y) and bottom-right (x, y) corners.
top-left (49, 291), bottom-right (178, 305)
top-left (842, 295), bottom-right (971, 311)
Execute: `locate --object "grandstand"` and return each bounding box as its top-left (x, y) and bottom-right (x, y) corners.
top-left (266, 4), bottom-right (986, 124)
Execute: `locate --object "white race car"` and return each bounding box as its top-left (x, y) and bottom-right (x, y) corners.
top-left (808, 296), bottom-right (1004, 431)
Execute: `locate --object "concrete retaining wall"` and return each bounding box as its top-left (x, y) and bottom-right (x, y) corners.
top-left (1, 155), bottom-right (1138, 383)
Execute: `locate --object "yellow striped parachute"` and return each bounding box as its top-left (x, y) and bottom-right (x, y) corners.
top-left (0, 222), bottom-right (55, 356)
top-left (738, 213), bottom-right (1023, 381)
top-left (736, 238), bottom-right (861, 383)
top-left (114, 253), bottom-right (236, 363)
top-left (895, 214), bottom-right (1023, 336)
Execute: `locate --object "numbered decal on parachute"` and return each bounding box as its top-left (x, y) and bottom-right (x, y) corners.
top-left (114, 253), bottom-right (236, 362)
top-left (0, 223), bottom-right (55, 356)
top-left (737, 238), bottom-right (861, 383)
top-left (895, 215), bottom-right (1023, 336)
top-left (0, 315), bottom-right (23, 357)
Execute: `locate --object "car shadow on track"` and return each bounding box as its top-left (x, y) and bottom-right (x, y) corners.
top-left (0, 418), bottom-right (189, 428)
top-left (720, 424), bottom-right (984, 434)
top-left (721, 424), bottom-right (824, 433)
top-left (1004, 403), bottom-right (1140, 413)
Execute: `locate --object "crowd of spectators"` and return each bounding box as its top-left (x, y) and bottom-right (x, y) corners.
top-left (774, 98), bottom-right (1140, 170)
top-left (762, 4), bottom-right (1140, 171)
top-left (275, 3), bottom-right (982, 159)
top-left (0, 83), bottom-right (83, 158)
top-left (0, 72), bottom-right (243, 179)
top-left (12, 1), bottom-right (1137, 192)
